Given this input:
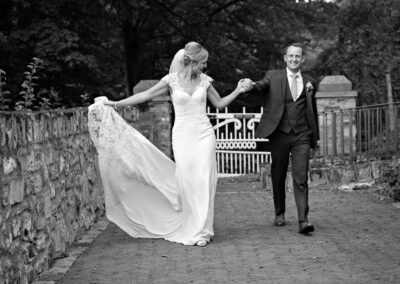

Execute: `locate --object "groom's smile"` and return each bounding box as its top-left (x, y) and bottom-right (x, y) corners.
top-left (284, 46), bottom-right (305, 73)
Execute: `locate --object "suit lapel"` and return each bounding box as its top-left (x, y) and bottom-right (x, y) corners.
top-left (297, 74), bottom-right (309, 98)
top-left (301, 76), bottom-right (306, 96)
top-left (303, 75), bottom-right (313, 110)
top-left (281, 69), bottom-right (288, 103)
top-left (305, 85), bottom-right (318, 147)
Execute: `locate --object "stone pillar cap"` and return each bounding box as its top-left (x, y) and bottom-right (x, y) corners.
top-left (318, 75), bottom-right (352, 92)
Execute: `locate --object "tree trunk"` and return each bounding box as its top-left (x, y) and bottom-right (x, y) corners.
top-left (122, 21), bottom-right (141, 97)
top-left (386, 72), bottom-right (394, 132)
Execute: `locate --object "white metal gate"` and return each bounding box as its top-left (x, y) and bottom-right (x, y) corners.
top-left (207, 107), bottom-right (271, 177)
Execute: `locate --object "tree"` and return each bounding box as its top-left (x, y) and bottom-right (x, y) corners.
top-left (0, 0), bottom-right (124, 108)
top-left (315, 0), bottom-right (400, 105)
top-left (0, 0), bottom-right (348, 110)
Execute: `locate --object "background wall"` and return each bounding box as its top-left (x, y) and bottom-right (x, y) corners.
top-left (0, 98), bottom-right (173, 283)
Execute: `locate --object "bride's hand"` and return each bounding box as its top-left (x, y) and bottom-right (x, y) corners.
top-left (93, 96), bottom-right (117, 107)
top-left (103, 100), bottom-right (118, 108)
top-left (237, 82), bottom-right (246, 94)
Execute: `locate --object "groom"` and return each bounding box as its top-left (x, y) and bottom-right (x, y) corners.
top-left (243, 42), bottom-right (319, 234)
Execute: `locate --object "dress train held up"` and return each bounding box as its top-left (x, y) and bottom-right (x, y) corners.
top-left (88, 73), bottom-right (217, 245)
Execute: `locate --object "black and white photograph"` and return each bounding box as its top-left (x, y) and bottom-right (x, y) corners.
top-left (0, 0), bottom-right (399, 283)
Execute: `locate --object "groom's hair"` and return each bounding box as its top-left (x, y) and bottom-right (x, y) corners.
top-left (284, 42), bottom-right (305, 56)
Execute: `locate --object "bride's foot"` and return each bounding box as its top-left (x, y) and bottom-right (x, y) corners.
top-left (196, 240), bottom-right (208, 247)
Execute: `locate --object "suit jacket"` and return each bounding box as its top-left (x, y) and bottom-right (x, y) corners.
top-left (253, 69), bottom-right (319, 148)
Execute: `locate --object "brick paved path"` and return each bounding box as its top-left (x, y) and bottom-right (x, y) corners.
top-left (40, 181), bottom-right (400, 284)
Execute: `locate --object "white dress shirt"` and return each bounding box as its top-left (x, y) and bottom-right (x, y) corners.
top-left (287, 68), bottom-right (303, 101)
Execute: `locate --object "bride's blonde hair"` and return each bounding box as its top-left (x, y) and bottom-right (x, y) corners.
top-left (169, 42), bottom-right (208, 80)
top-left (183, 42), bottom-right (208, 66)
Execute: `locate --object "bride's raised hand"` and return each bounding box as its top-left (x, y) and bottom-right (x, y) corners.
top-left (103, 100), bottom-right (118, 108)
top-left (93, 96), bottom-right (117, 107)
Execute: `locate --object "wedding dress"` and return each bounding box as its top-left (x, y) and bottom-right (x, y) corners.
top-left (88, 72), bottom-right (217, 245)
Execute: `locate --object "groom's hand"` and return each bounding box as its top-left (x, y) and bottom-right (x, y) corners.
top-left (239, 78), bottom-right (254, 92)
top-left (309, 143), bottom-right (320, 159)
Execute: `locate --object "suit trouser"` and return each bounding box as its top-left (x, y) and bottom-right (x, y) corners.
top-left (268, 129), bottom-right (312, 223)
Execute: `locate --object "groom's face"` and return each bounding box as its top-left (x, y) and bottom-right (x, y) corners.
top-left (284, 46), bottom-right (305, 73)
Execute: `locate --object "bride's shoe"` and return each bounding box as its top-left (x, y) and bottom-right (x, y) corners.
top-left (196, 240), bottom-right (208, 247)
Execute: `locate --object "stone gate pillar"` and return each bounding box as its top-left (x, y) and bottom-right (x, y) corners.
top-left (133, 80), bottom-right (173, 158)
top-left (316, 75), bottom-right (358, 156)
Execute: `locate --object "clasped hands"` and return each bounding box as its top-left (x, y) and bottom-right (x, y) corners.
top-left (237, 78), bottom-right (254, 93)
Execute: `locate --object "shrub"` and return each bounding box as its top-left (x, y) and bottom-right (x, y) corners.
top-left (377, 165), bottom-right (400, 201)
top-left (1, 57), bottom-right (91, 110)
top-left (15, 57), bottom-right (44, 111)
top-left (0, 69), bottom-right (11, 110)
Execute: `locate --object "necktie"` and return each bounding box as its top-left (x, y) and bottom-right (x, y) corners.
top-left (291, 74), bottom-right (298, 101)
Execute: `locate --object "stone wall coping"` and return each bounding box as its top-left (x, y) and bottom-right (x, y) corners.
top-left (316, 91), bottom-right (358, 98)
top-left (0, 108), bottom-right (90, 150)
top-left (0, 107), bottom-right (87, 115)
top-left (0, 106), bottom-right (142, 150)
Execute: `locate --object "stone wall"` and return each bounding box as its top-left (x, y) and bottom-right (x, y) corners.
top-left (132, 80), bottom-right (173, 158)
top-left (308, 157), bottom-right (400, 190)
top-left (0, 108), bottom-right (101, 283)
top-left (0, 95), bottom-right (173, 283)
top-left (117, 96), bottom-right (173, 158)
top-left (260, 156), bottom-right (400, 192)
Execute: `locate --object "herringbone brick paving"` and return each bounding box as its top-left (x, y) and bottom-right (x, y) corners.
top-left (52, 181), bottom-right (400, 283)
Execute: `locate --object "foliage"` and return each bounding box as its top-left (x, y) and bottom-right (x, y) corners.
top-left (80, 92), bottom-right (91, 107)
top-left (0, 69), bottom-right (11, 110)
top-left (0, 0), bottom-right (398, 110)
top-left (0, 0), bottom-right (124, 107)
top-left (2, 57), bottom-right (80, 111)
top-left (15, 57), bottom-right (43, 110)
top-left (376, 165), bottom-right (400, 201)
top-left (315, 0), bottom-right (400, 105)
top-left (36, 87), bottom-right (63, 110)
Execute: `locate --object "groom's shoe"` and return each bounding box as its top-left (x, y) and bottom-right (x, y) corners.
top-left (274, 214), bottom-right (285, 227)
top-left (299, 221), bottom-right (315, 234)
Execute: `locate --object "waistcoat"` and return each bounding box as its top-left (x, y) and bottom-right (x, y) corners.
top-left (277, 81), bottom-right (309, 134)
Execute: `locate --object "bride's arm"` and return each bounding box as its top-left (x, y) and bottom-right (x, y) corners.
top-left (106, 81), bottom-right (169, 108)
top-left (207, 82), bottom-right (246, 109)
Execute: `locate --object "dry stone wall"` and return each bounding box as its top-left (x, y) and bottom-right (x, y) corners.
top-left (0, 97), bottom-right (172, 283)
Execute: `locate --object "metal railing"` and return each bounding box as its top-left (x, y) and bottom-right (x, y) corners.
top-left (207, 102), bottom-right (400, 175)
top-left (314, 102), bottom-right (400, 163)
top-left (207, 107), bottom-right (270, 176)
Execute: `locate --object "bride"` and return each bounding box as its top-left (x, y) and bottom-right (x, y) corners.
top-left (88, 41), bottom-right (248, 247)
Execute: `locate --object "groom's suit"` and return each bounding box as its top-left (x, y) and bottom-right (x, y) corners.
top-left (253, 68), bottom-right (319, 222)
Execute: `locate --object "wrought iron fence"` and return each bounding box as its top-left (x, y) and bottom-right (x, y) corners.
top-left (207, 107), bottom-right (270, 177)
top-left (207, 102), bottom-right (400, 175)
top-left (314, 102), bottom-right (400, 163)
